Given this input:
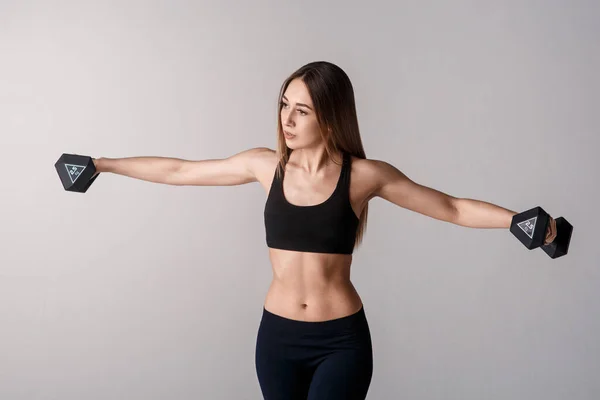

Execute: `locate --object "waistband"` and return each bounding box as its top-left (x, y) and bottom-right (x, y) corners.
top-left (260, 305), bottom-right (368, 335)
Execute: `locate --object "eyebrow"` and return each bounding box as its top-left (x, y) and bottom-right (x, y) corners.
top-left (282, 95), bottom-right (313, 111)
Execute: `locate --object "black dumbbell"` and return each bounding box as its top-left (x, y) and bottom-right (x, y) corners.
top-left (510, 206), bottom-right (573, 259)
top-left (55, 153), bottom-right (99, 193)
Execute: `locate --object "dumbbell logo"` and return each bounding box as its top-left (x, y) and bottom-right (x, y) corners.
top-left (517, 217), bottom-right (537, 239)
top-left (64, 164), bottom-right (86, 184)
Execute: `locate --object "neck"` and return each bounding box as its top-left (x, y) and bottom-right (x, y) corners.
top-left (290, 147), bottom-right (343, 175)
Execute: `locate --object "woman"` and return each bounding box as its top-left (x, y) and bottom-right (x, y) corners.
top-left (92, 61), bottom-right (557, 399)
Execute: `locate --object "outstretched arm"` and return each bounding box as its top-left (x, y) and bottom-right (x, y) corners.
top-left (94, 147), bottom-right (272, 186)
top-left (369, 160), bottom-right (556, 242)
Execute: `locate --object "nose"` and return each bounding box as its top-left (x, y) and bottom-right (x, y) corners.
top-left (282, 109), bottom-right (294, 127)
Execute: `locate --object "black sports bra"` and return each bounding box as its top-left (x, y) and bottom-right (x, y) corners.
top-left (264, 152), bottom-right (359, 255)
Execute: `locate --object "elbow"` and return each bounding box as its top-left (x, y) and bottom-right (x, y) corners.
top-left (165, 160), bottom-right (187, 186)
top-left (449, 197), bottom-right (462, 225)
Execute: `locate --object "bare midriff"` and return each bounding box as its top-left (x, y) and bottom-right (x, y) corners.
top-left (263, 247), bottom-right (364, 322)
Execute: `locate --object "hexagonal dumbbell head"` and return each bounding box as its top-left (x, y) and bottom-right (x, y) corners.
top-left (55, 153), bottom-right (99, 193)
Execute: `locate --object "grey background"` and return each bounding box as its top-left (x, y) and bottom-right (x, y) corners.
top-left (1, 1), bottom-right (598, 399)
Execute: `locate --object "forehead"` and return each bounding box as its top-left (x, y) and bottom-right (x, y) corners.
top-left (283, 78), bottom-right (312, 106)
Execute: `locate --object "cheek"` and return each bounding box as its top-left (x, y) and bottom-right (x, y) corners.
top-left (309, 121), bottom-right (323, 137)
top-left (299, 117), bottom-right (318, 130)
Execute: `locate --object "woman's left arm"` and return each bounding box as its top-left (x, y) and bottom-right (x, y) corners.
top-left (369, 160), bottom-right (557, 242)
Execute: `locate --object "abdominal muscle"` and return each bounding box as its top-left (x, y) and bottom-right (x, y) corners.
top-left (263, 247), bottom-right (364, 322)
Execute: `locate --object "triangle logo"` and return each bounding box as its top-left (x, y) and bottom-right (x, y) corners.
top-left (517, 217), bottom-right (537, 239)
top-left (64, 164), bottom-right (86, 184)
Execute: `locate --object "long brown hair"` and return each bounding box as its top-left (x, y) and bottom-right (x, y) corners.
top-left (274, 61), bottom-right (369, 250)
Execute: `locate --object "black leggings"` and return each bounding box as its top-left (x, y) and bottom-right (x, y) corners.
top-left (255, 306), bottom-right (373, 399)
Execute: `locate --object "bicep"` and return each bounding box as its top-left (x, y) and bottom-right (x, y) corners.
top-left (171, 147), bottom-right (271, 186)
top-left (372, 160), bottom-right (458, 223)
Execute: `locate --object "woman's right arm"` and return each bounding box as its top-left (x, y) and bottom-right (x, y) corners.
top-left (94, 147), bottom-right (273, 186)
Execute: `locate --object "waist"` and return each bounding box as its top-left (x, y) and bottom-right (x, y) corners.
top-left (264, 279), bottom-right (362, 322)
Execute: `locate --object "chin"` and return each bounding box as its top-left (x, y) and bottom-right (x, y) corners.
top-left (284, 138), bottom-right (301, 149)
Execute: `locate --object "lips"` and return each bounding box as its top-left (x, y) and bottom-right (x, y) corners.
top-left (284, 131), bottom-right (296, 138)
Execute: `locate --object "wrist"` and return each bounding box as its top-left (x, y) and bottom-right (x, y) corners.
top-left (94, 157), bottom-right (108, 173)
top-left (508, 211), bottom-right (517, 229)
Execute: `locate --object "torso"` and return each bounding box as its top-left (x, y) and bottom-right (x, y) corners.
top-left (254, 149), bottom-right (375, 322)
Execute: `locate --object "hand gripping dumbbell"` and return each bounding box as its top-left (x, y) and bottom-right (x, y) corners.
top-left (510, 206), bottom-right (573, 259)
top-left (55, 153), bottom-right (100, 193)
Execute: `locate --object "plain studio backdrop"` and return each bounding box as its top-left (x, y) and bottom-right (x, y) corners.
top-left (1, 1), bottom-right (599, 399)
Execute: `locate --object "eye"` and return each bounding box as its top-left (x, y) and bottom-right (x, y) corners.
top-left (280, 101), bottom-right (308, 116)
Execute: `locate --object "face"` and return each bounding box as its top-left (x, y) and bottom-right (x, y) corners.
top-left (280, 78), bottom-right (323, 149)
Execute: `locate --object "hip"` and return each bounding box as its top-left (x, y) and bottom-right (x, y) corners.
top-left (256, 303), bottom-right (372, 359)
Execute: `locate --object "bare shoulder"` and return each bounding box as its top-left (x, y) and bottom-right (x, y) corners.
top-left (245, 147), bottom-right (279, 191)
top-left (346, 156), bottom-right (379, 204)
top-left (348, 155), bottom-right (389, 183)
top-left (349, 155), bottom-right (381, 173)
top-left (247, 147), bottom-right (278, 172)
top-left (352, 156), bottom-right (406, 178)
top-left (348, 156), bottom-right (406, 201)
top-left (241, 146), bottom-right (274, 160)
